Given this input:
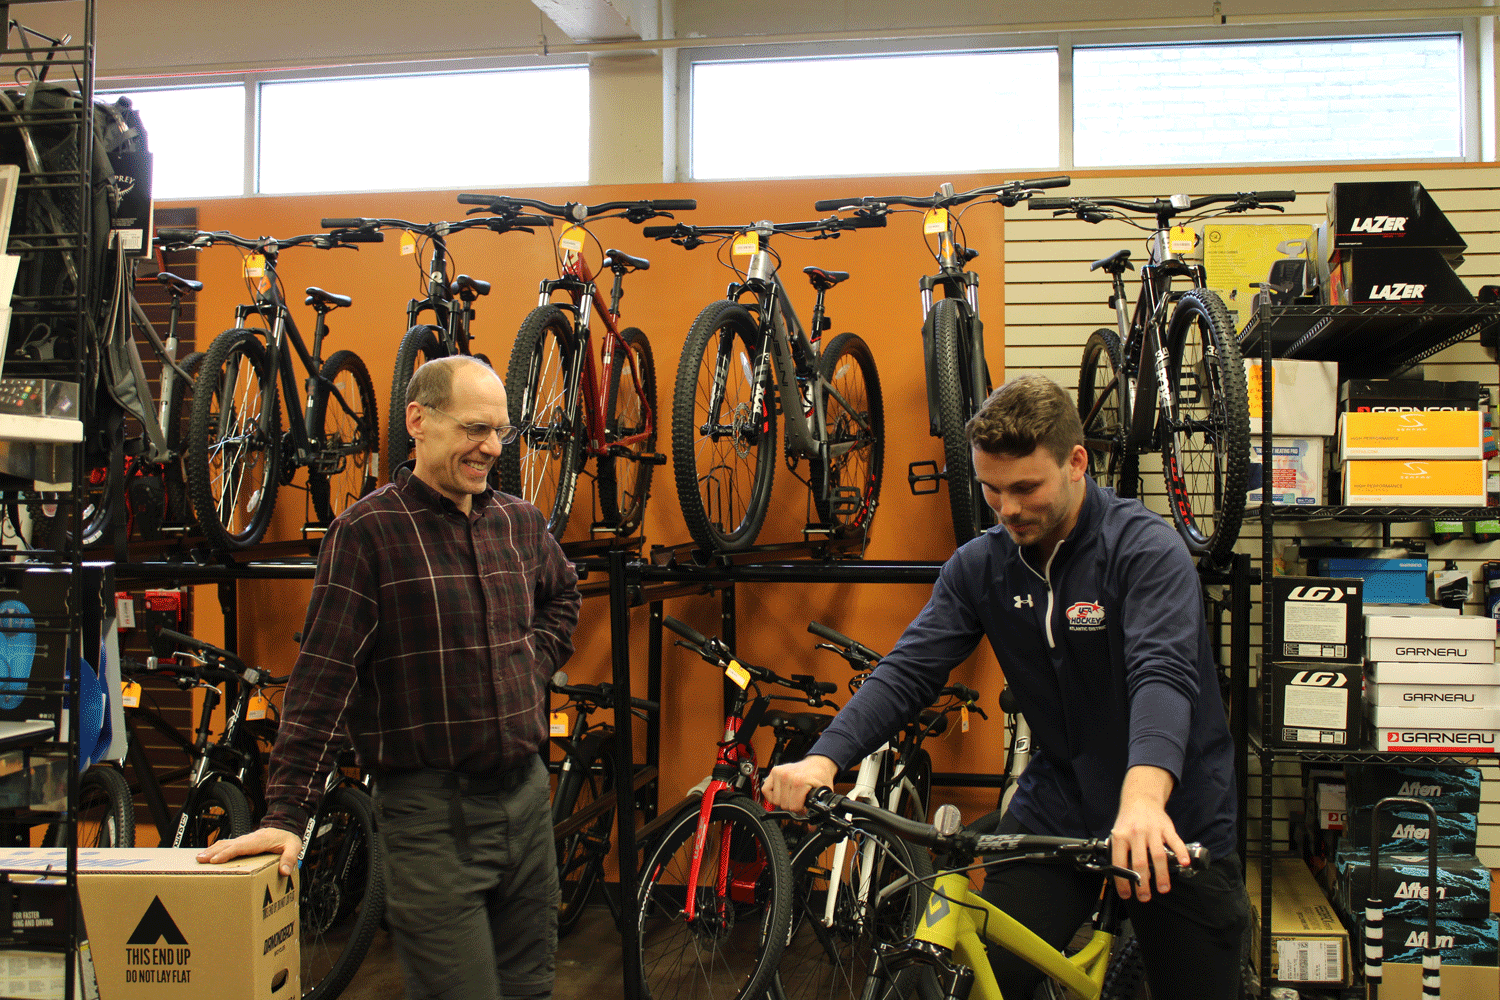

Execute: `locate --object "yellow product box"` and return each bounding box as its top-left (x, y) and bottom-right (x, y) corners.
top-left (1202, 222), bottom-right (1317, 331)
top-left (1338, 410), bottom-right (1483, 460)
top-left (1245, 359), bottom-right (1338, 436)
top-left (0, 848), bottom-right (297, 1000)
top-left (1382, 964), bottom-right (1497, 1000)
top-left (1342, 460), bottom-right (1485, 505)
top-left (1246, 857), bottom-right (1350, 984)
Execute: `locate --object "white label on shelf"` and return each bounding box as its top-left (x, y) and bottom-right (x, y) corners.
top-left (115, 596), bottom-right (135, 628)
top-left (1276, 939), bottom-right (1342, 982)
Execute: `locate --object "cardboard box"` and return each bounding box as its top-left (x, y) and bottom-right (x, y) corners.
top-left (1269, 661), bottom-right (1362, 748)
top-left (1271, 576), bottom-right (1363, 663)
top-left (1246, 857), bottom-right (1349, 984)
top-left (1374, 727), bottom-right (1499, 753)
top-left (1309, 773), bottom-right (1347, 831)
top-left (1245, 358), bottom-right (1338, 436)
top-left (1371, 662), bottom-right (1500, 685)
top-left (1351, 913), bottom-right (1498, 966)
top-left (1340, 378), bottom-right (1482, 414)
top-left (1204, 222), bottom-right (1319, 331)
top-left (1326, 181), bottom-right (1468, 261)
top-left (1347, 803), bottom-right (1479, 856)
top-left (1342, 460), bottom-right (1486, 505)
top-left (1368, 702), bottom-right (1500, 729)
top-left (1329, 247), bottom-right (1476, 305)
top-left (1318, 556), bottom-right (1426, 604)
top-left (1366, 679), bottom-right (1500, 708)
top-left (1344, 764), bottom-right (1484, 813)
top-left (1365, 614), bottom-right (1496, 664)
top-left (1334, 849), bottom-right (1492, 920)
top-left (1381, 962), bottom-right (1498, 1000)
top-left (0, 848), bottom-right (298, 1000)
top-left (1339, 411), bottom-right (1484, 460)
top-left (1247, 437), bottom-right (1324, 507)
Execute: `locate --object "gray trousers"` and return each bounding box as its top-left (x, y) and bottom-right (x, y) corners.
top-left (374, 756), bottom-right (559, 1000)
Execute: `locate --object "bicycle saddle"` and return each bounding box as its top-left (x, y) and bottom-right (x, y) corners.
top-left (155, 271), bottom-right (203, 294)
top-left (1090, 249), bottom-right (1135, 275)
top-left (604, 249), bottom-right (650, 272)
top-left (450, 274), bottom-right (491, 297)
top-left (803, 266), bottom-right (849, 290)
top-left (304, 286), bottom-right (352, 309)
top-left (765, 710), bottom-right (834, 739)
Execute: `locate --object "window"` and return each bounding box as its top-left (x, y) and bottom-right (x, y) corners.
top-left (257, 67), bottom-right (589, 195)
top-left (690, 50), bottom-right (1059, 180)
top-left (1073, 35), bottom-right (1463, 167)
top-left (96, 85), bottom-right (245, 199)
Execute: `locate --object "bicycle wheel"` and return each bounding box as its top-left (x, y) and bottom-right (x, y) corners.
top-left (597, 326), bottom-right (657, 536)
top-left (27, 462), bottom-right (116, 550)
top-left (45, 765), bottom-right (135, 847)
top-left (777, 822), bottom-right (932, 1000)
top-left (163, 351), bottom-right (205, 528)
top-left (553, 743), bottom-right (616, 938)
top-left (810, 332), bottom-right (884, 536)
top-left (672, 300), bottom-right (777, 553)
top-left (1160, 289), bottom-right (1249, 567)
top-left (301, 784), bottom-right (386, 1000)
top-left (386, 325), bottom-right (445, 484)
top-left (187, 328), bottom-right (281, 550)
top-left (175, 779), bottom-right (253, 848)
top-left (1100, 931), bottom-right (1149, 1000)
top-left (501, 305), bottom-right (582, 537)
top-left (932, 298), bottom-right (994, 545)
top-left (1077, 328), bottom-right (1139, 498)
top-left (636, 794), bottom-right (793, 1000)
top-left (309, 349), bottom-right (380, 524)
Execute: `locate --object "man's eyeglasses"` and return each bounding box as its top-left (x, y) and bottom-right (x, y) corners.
top-left (423, 404), bottom-right (522, 446)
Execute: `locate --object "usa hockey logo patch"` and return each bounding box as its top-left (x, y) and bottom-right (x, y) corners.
top-left (1066, 601), bottom-right (1106, 632)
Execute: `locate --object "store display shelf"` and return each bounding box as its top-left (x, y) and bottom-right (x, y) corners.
top-left (0, 414), bottom-right (81, 443)
top-left (1248, 732), bottom-right (1500, 767)
top-left (1262, 504), bottom-right (1496, 522)
top-left (1238, 302), bottom-right (1500, 378)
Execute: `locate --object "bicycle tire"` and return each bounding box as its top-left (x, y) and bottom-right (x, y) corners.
top-left (501, 305), bottom-right (582, 537)
top-left (164, 350), bottom-right (206, 528)
top-left (386, 325), bottom-right (445, 484)
top-left (1077, 328), bottom-right (1139, 498)
top-left (553, 742), bottom-right (616, 938)
top-left (777, 821), bottom-right (932, 1000)
top-left (27, 459), bottom-right (117, 551)
top-left (46, 765), bottom-right (135, 847)
top-left (636, 794), bottom-right (793, 1000)
top-left (932, 298), bottom-right (994, 545)
top-left (187, 328), bottom-right (281, 550)
top-left (301, 784), bottom-right (386, 1000)
top-left (809, 332), bottom-right (884, 536)
top-left (175, 779), bottom-right (253, 848)
top-left (671, 300), bottom-right (777, 553)
top-left (309, 349), bottom-right (380, 524)
top-left (1100, 931), bottom-right (1149, 1000)
top-left (597, 326), bottom-right (657, 537)
top-left (1160, 289), bottom-right (1249, 567)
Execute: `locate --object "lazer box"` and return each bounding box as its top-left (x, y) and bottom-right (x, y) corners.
top-left (0, 847), bottom-right (299, 1000)
top-left (1339, 378), bottom-right (1482, 414)
top-left (1328, 247), bottom-right (1475, 306)
top-left (1271, 576), bottom-right (1363, 663)
top-left (1364, 614), bottom-right (1496, 664)
top-left (1338, 410), bottom-right (1483, 460)
top-left (1341, 460), bottom-right (1486, 506)
top-left (1326, 181), bottom-right (1468, 262)
top-left (1268, 661), bottom-right (1362, 748)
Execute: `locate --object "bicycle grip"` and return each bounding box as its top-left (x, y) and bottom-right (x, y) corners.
top-left (156, 227), bottom-right (199, 242)
top-left (1023, 176), bottom-right (1071, 190)
top-left (1028, 197), bottom-right (1074, 210)
top-left (338, 229), bottom-right (384, 243)
top-left (631, 696), bottom-right (660, 713)
top-left (457, 193), bottom-right (500, 206)
top-left (1253, 190), bottom-right (1297, 203)
top-left (839, 214), bottom-right (887, 229)
top-left (808, 621), bottom-right (856, 648)
top-left (662, 616), bottom-right (710, 648)
top-left (320, 218), bottom-right (365, 228)
top-left (813, 197), bottom-right (863, 212)
top-left (649, 199), bottom-right (697, 211)
top-left (641, 225), bottom-right (680, 239)
top-left (155, 626), bottom-right (202, 649)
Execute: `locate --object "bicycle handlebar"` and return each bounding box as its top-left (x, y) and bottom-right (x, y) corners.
top-left (548, 670), bottom-right (659, 713)
top-left (807, 620), bottom-right (884, 665)
top-left (319, 215), bottom-right (552, 235)
top-left (814, 176), bottom-right (1071, 214)
top-left (153, 228), bottom-right (387, 252)
top-left (457, 193), bottom-right (696, 224)
top-left (664, 616), bottom-right (835, 701)
top-left (1028, 190), bottom-right (1295, 220)
top-left (133, 629), bottom-right (290, 689)
top-left (642, 213), bottom-right (887, 245)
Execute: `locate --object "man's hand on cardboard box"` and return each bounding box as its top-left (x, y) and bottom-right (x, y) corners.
top-left (197, 826), bottom-right (302, 877)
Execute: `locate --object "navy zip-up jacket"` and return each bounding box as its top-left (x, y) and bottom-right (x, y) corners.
top-left (810, 476), bottom-right (1238, 860)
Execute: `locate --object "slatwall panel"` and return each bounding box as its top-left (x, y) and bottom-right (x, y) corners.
top-left (1003, 165), bottom-right (1500, 868)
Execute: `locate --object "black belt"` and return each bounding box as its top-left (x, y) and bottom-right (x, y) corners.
top-left (374, 760), bottom-right (535, 862)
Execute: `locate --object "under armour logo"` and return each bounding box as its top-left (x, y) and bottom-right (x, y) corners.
top-left (1013, 594), bottom-right (1034, 609)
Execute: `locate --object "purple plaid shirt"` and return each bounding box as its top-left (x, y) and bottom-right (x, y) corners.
top-left (262, 469), bottom-right (581, 834)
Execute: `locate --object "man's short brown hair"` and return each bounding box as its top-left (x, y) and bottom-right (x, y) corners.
top-left (406, 355), bottom-right (498, 410)
top-left (965, 374), bottom-right (1085, 465)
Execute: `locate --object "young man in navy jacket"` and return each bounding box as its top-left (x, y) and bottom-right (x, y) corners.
top-left (763, 374), bottom-right (1247, 1000)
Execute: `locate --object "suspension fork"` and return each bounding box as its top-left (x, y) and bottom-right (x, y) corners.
top-left (683, 713), bottom-right (758, 921)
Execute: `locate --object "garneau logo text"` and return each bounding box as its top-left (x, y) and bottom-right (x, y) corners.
top-left (1392, 647), bottom-right (1468, 657)
top-left (1368, 283), bottom-right (1427, 301)
top-left (1289, 671), bottom-right (1348, 687)
top-left (1403, 692), bottom-right (1475, 702)
top-left (1350, 216), bottom-right (1408, 232)
top-left (1387, 731), bottom-right (1497, 745)
top-left (1357, 405), bottom-right (1467, 413)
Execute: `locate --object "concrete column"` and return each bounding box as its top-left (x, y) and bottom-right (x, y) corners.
top-left (589, 52), bottom-right (671, 184)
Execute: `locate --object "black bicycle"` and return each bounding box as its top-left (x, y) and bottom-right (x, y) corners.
top-left (815, 176), bottom-right (1070, 545)
top-left (1030, 191), bottom-right (1295, 566)
top-left (161, 227), bottom-right (384, 550)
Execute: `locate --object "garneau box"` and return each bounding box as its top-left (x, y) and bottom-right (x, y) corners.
top-left (1328, 248), bottom-right (1475, 306)
top-left (1272, 577), bottom-right (1363, 662)
top-left (1345, 764), bottom-right (1484, 813)
top-left (1338, 410), bottom-right (1484, 460)
top-left (1326, 181), bottom-right (1467, 262)
top-left (1368, 660), bottom-right (1500, 687)
top-left (1374, 726), bottom-right (1499, 753)
top-left (1334, 849), bottom-right (1492, 920)
top-left (1346, 802), bottom-right (1478, 856)
top-left (1367, 678), bottom-right (1500, 709)
top-left (1367, 702), bottom-right (1500, 730)
top-left (1365, 613), bottom-right (1496, 663)
top-left (1246, 858), bottom-right (1349, 985)
top-left (1268, 661), bottom-right (1362, 748)
top-left (1340, 379), bottom-right (1482, 414)
top-left (0, 847), bottom-right (298, 1000)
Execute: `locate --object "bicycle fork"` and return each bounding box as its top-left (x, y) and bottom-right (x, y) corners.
top-left (684, 715), bottom-right (761, 922)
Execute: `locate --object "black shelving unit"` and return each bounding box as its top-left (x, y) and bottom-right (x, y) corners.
top-left (1250, 296), bottom-right (1500, 1000)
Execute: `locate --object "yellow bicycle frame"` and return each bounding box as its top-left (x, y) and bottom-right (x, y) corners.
top-left (913, 869), bottom-right (1117, 1000)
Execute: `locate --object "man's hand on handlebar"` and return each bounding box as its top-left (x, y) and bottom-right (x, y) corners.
top-left (762, 755), bottom-right (839, 812)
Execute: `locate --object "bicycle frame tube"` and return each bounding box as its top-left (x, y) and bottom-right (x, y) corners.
top-left (822, 742), bottom-right (890, 926)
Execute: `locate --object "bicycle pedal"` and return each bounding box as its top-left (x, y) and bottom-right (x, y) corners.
top-left (830, 486), bottom-right (863, 517)
top-left (907, 460), bottom-right (943, 495)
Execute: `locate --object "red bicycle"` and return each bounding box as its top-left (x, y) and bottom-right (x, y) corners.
top-left (456, 193), bottom-right (694, 538)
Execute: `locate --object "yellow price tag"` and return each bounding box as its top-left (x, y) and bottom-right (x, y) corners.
top-left (247, 694), bottom-right (269, 721)
top-left (399, 231), bottom-right (417, 256)
top-left (558, 224), bottom-right (586, 254)
top-left (243, 253), bottom-right (265, 279)
top-left (725, 660), bottom-right (750, 690)
top-left (1169, 225), bottom-right (1198, 255)
top-left (732, 232), bottom-right (759, 257)
top-left (550, 711), bottom-right (569, 737)
top-left (923, 208), bottom-right (949, 235)
top-left (121, 681), bottom-right (141, 709)
top-left (960, 705), bottom-right (970, 733)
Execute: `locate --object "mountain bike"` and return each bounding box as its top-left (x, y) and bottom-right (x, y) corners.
top-left (163, 227), bottom-right (384, 550)
top-left (547, 669), bottom-right (658, 937)
top-left (457, 193), bottom-right (695, 539)
top-left (814, 176), bottom-right (1070, 545)
top-left (801, 789), bottom-right (1209, 1000)
top-left (644, 214), bottom-right (887, 554)
top-left (1029, 190), bottom-right (1294, 567)
top-left (318, 212), bottom-right (550, 483)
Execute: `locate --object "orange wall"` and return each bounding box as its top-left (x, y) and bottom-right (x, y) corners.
top-left (179, 173), bottom-right (1012, 820)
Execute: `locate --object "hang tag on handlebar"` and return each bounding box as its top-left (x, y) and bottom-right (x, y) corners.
top-left (248, 694), bottom-right (269, 721)
top-left (399, 231), bottom-right (417, 256)
top-left (961, 705), bottom-right (970, 733)
top-left (549, 711), bottom-right (569, 736)
top-left (559, 224), bottom-right (586, 255)
top-left (725, 660), bottom-right (751, 690)
top-left (243, 254), bottom-right (265, 279)
top-left (923, 208), bottom-right (949, 235)
top-left (121, 681), bottom-right (141, 708)
top-left (732, 232), bottom-right (758, 257)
